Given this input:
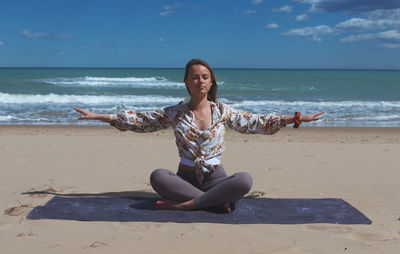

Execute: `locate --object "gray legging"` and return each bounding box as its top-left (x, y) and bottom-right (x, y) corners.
top-left (150, 165), bottom-right (253, 209)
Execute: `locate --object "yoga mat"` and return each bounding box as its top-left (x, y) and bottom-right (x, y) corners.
top-left (27, 196), bottom-right (372, 224)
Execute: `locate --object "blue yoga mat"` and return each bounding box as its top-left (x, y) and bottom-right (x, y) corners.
top-left (27, 196), bottom-right (372, 224)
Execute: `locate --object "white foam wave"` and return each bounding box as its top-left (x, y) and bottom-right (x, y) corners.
top-left (228, 100), bottom-right (400, 108)
top-left (345, 115), bottom-right (400, 121)
top-left (0, 115), bottom-right (13, 121)
top-left (2, 92), bottom-right (399, 108)
top-left (39, 76), bottom-right (184, 88)
top-left (271, 85), bottom-right (316, 91)
top-left (0, 92), bottom-right (183, 105)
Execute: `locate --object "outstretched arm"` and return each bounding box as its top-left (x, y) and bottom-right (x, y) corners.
top-left (221, 103), bottom-right (285, 134)
top-left (284, 111), bottom-right (325, 125)
top-left (220, 102), bottom-right (325, 134)
top-left (75, 105), bottom-right (176, 132)
top-left (74, 107), bottom-right (112, 123)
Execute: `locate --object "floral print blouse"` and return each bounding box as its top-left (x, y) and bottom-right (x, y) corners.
top-left (110, 101), bottom-right (286, 184)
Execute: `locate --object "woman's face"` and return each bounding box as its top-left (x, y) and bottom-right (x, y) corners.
top-left (185, 64), bottom-right (212, 98)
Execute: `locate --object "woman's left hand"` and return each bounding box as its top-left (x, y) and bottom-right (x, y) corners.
top-left (300, 112), bottom-right (325, 122)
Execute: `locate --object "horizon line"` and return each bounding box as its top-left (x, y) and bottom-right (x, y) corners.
top-left (0, 66), bottom-right (399, 71)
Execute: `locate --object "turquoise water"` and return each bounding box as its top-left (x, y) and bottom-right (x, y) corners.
top-left (1, 68), bottom-right (399, 127)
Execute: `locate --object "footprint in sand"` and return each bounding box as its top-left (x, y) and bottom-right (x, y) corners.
top-left (16, 231), bottom-right (37, 237)
top-left (351, 231), bottom-right (391, 241)
top-left (24, 184), bottom-right (75, 198)
top-left (246, 191), bottom-right (265, 198)
top-left (88, 241), bottom-right (107, 248)
top-left (4, 204), bottom-right (34, 216)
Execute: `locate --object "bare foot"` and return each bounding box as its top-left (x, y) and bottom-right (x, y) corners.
top-left (216, 203), bottom-right (231, 213)
top-left (155, 199), bottom-right (180, 209)
top-left (155, 199), bottom-right (194, 210)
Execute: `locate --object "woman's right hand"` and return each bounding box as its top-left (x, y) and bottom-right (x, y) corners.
top-left (74, 107), bottom-right (112, 123)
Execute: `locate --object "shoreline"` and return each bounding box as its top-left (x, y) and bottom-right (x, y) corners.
top-left (1, 124), bottom-right (399, 144)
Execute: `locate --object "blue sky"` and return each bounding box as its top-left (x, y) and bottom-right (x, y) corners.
top-left (1, 0), bottom-right (400, 69)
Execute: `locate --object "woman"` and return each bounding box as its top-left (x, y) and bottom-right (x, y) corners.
top-left (75, 59), bottom-right (324, 213)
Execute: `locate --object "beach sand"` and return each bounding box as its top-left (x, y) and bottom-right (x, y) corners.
top-left (1, 125), bottom-right (399, 253)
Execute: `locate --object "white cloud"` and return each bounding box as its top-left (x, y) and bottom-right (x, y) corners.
top-left (272, 5), bottom-right (293, 12)
top-left (282, 25), bottom-right (334, 41)
top-left (265, 23), bottom-right (279, 29)
top-left (340, 33), bottom-right (375, 42)
top-left (292, 0), bottom-right (314, 3)
top-left (251, 0), bottom-right (264, 4)
top-left (0, 41), bottom-right (4, 46)
top-left (159, 37), bottom-right (165, 42)
top-left (296, 14), bottom-right (309, 21)
top-left (377, 30), bottom-right (400, 42)
top-left (307, 0), bottom-right (400, 13)
top-left (160, 2), bottom-right (182, 16)
top-left (337, 18), bottom-right (378, 31)
top-left (22, 30), bottom-right (49, 38)
top-left (337, 17), bottom-right (400, 31)
top-left (163, 3), bottom-right (182, 10)
top-left (340, 30), bottom-right (400, 43)
top-left (244, 9), bottom-right (257, 15)
top-left (367, 8), bottom-right (400, 19)
top-left (331, 7), bottom-right (400, 47)
top-left (160, 10), bottom-right (174, 16)
top-left (21, 29), bottom-right (74, 39)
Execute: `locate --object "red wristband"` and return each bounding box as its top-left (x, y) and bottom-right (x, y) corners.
top-left (294, 112), bottom-right (301, 128)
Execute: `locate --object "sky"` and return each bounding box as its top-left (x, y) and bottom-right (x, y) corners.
top-left (0, 0), bottom-right (400, 69)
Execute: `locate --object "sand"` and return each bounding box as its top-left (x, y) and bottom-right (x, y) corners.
top-left (1, 125), bottom-right (399, 253)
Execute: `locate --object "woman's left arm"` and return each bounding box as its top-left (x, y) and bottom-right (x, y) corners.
top-left (284, 112), bottom-right (325, 125)
top-left (221, 102), bottom-right (324, 134)
top-left (221, 103), bottom-right (285, 134)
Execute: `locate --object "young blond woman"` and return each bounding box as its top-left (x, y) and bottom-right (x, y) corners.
top-left (75, 59), bottom-right (324, 213)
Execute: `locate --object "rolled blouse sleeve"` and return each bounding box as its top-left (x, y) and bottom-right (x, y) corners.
top-left (110, 105), bottom-right (176, 132)
top-left (220, 102), bottom-right (286, 134)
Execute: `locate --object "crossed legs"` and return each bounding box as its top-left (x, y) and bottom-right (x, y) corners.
top-left (150, 165), bottom-right (252, 212)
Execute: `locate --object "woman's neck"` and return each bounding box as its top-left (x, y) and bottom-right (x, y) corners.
top-left (189, 96), bottom-right (209, 110)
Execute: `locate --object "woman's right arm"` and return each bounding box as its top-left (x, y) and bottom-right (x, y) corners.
top-left (74, 106), bottom-right (176, 133)
top-left (74, 108), bottom-right (113, 123)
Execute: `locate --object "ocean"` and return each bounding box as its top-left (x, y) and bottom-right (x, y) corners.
top-left (0, 68), bottom-right (399, 127)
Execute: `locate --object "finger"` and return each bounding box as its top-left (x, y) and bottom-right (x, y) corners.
top-left (314, 112), bottom-right (325, 117)
top-left (74, 107), bottom-right (83, 113)
top-left (74, 108), bottom-right (88, 115)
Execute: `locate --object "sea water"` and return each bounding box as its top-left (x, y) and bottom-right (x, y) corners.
top-left (0, 68), bottom-right (399, 127)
